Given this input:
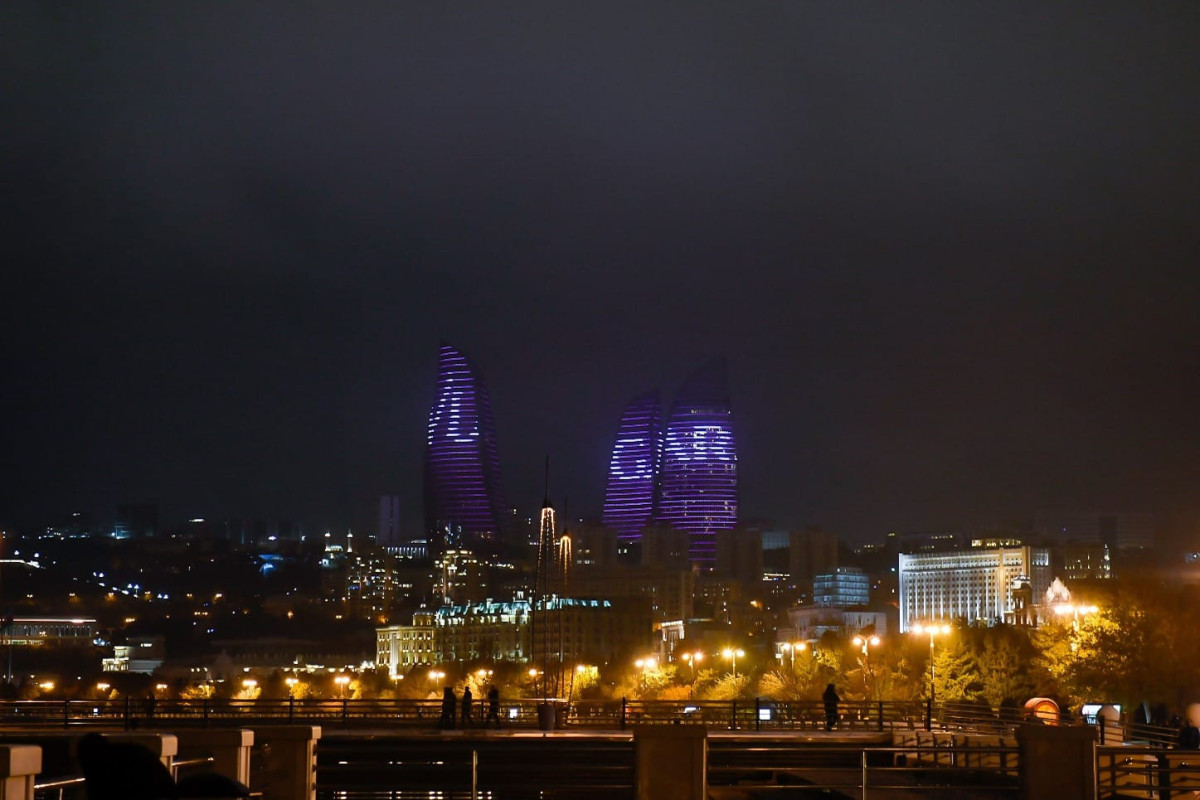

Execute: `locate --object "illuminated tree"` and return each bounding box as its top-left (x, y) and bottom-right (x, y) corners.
top-left (1059, 588), bottom-right (1200, 710)
top-left (931, 638), bottom-right (983, 703)
top-left (977, 632), bottom-right (1037, 708)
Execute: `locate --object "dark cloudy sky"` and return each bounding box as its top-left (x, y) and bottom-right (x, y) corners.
top-left (3, 3), bottom-right (1199, 542)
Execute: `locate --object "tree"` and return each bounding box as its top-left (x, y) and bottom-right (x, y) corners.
top-left (976, 629), bottom-right (1037, 707)
top-left (932, 639), bottom-right (982, 703)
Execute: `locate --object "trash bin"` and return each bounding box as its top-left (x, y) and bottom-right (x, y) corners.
top-left (537, 702), bottom-right (556, 731)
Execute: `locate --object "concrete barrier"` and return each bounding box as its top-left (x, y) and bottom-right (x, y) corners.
top-left (633, 725), bottom-right (706, 800)
top-left (1017, 723), bottom-right (1097, 800)
top-left (253, 726), bottom-right (321, 800)
top-left (0, 746), bottom-right (40, 800)
top-left (106, 733), bottom-right (177, 771)
top-left (176, 729), bottom-right (253, 787)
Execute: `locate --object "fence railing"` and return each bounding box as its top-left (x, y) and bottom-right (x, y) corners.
top-left (1098, 745), bottom-right (1200, 799)
top-left (0, 697), bottom-right (938, 731)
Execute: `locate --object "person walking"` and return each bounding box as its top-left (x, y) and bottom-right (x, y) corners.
top-left (822, 683), bottom-right (840, 731)
top-left (487, 685), bottom-right (501, 729)
top-left (439, 687), bottom-right (456, 730)
top-left (461, 686), bottom-right (474, 729)
top-left (1179, 717), bottom-right (1200, 749)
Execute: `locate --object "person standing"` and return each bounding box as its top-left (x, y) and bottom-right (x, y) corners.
top-left (439, 687), bottom-right (456, 730)
top-left (1179, 717), bottom-right (1200, 749)
top-left (822, 683), bottom-right (840, 731)
top-left (487, 685), bottom-right (501, 729)
top-left (461, 686), bottom-right (474, 729)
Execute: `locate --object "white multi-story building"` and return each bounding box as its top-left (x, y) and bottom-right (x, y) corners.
top-left (898, 546), bottom-right (1052, 632)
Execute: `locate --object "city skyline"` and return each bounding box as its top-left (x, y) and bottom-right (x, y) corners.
top-left (3, 4), bottom-right (1199, 544)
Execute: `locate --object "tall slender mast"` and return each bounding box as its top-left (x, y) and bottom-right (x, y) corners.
top-left (534, 457), bottom-right (556, 699)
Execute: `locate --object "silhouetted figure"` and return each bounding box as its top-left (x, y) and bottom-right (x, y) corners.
top-left (487, 685), bottom-right (501, 728)
top-left (822, 683), bottom-right (840, 731)
top-left (145, 693), bottom-right (156, 726)
top-left (1179, 718), bottom-right (1200, 749)
top-left (77, 732), bottom-right (250, 800)
top-left (440, 687), bottom-right (456, 729)
top-left (461, 686), bottom-right (474, 728)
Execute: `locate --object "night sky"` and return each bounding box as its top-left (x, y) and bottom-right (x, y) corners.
top-left (4, 4), bottom-right (1199, 543)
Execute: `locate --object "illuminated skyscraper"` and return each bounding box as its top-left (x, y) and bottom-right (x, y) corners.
top-left (657, 360), bottom-right (738, 565)
top-left (423, 343), bottom-right (509, 549)
top-left (601, 391), bottom-right (663, 540)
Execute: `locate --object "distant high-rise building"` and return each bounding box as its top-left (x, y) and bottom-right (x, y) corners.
top-left (715, 525), bottom-right (765, 588)
top-left (423, 343), bottom-right (510, 550)
top-left (788, 528), bottom-right (839, 588)
top-left (601, 391), bottom-right (663, 539)
top-left (1034, 511), bottom-right (1154, 551)
top-left (813, 566), bottom-right (870, 607)
top-left (378, 495), bottom-right (402, 548)
top-left (657, 360), bottom-right (738, 565)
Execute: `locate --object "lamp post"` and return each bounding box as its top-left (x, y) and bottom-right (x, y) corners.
top-left (780, 642), bottom-right (806, 672)
top-left (635, 657), bottom-right (657, 689)
top-left (852, 635), bottom-right (881, 699)
top-left (334, 675), bottom-right (350, 698)
top-left (722, 648), bottom-right (745, 679)
top-left (911, 623), bottom-right (951, 707)
top-left (680, 651), bottom-right (704, 682)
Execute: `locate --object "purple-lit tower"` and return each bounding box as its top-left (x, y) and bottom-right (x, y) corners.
top-left (601, 390), bottom-right (664, 540)
top-left (657, 359), bottom-right (738, 565)
top-left (423, 343), bottom-right (510, 550)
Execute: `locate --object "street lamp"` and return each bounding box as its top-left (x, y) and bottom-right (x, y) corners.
top-left (852, 635), bottom-right (881, 699)
top-left (722, 648), bottom-right (745, 678)
top-left (680, 650), bottom-right (704, 682)
top-left (911, 623), bottom-right (951, 706)
top-left (779, 641), bottom-right (806, 672)
top-left (635, 657), bottom-right (657, 688)
top-left (334, 675), bottom-right (350, 698)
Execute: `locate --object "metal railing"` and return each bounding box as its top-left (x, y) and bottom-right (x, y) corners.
top-left (0, 697), bottom-right (937, 732)
top-left (709, 742), bottom-right (1020, 798)
top-left (1098, 746), bottom-right (1200, 799)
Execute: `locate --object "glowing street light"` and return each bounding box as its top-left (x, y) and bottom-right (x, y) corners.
top-left (722, 648), bottom-right (745, 678)
top-left (852, 635), bottom-right (882, 699)
top-left (242, 678), bottom-right (258, 690)
top-left (779, 641), bottom-right (807, 672)
top-left (334, 675), bottom-right (350, 698)
top-left (680, 650), bottom-right (704, 682)
top-left (911, 623), bottom-right (951, 707)
top-left (635, 657), bottom-right (657, 688)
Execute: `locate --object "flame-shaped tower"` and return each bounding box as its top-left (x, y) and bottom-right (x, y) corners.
top-left (423, 343), bottom-right (510, 549)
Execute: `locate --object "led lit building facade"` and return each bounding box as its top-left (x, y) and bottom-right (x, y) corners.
top-left (423, 343), bottom-right (510, 550)
top-left (657, 360), bottom-right (739, 565)
top-left (898, 545), bottom-right (1052, 632)
top-left (601, 391), bottom-right (663, 539)
top-left (813, 566), bottom-right (870, 607)
top-left (375, 597), bottom-right (653, 672)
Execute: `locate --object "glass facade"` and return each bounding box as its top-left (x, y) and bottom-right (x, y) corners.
top-left (657, 359), bottom-right (739, 564)
top-left (423, 343), bottom-right (509, 548)
top-left (601, 390), bottom-right (663, 539)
